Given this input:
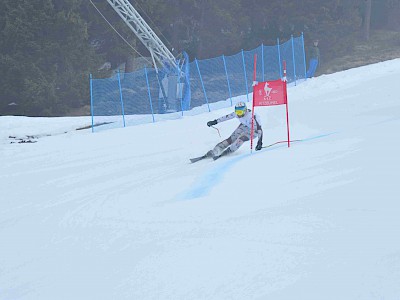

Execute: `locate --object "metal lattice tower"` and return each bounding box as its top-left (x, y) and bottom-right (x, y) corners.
top-left (106, 0), bottom-right (177, 72)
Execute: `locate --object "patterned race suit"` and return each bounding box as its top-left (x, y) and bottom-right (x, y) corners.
top-left (210, 109), bottom-right (263, 157)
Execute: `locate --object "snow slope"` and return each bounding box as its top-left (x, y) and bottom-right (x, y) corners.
top-left (1, 59), bottom-right (400, 300)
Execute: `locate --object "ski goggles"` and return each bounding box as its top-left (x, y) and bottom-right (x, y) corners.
top-left (235, 108), bottom-right (246, 117)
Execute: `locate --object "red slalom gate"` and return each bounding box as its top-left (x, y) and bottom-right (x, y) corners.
top-left (250, 54), bottom-right (291, 151)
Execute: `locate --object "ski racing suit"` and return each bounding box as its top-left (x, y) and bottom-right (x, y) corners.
top-left (210, 109), bottom-right (263, 158)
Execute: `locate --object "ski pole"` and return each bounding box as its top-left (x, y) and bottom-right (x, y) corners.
top-left (211, 125), bottom-right (221, 138)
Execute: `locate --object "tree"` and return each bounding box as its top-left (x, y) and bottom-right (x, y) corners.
top-left (0, 0), bottom-right (101, 116)
top-left (362, 0), bottom-right (372, 40)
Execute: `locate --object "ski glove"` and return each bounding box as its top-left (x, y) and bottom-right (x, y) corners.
top-left (255, 140), bottom-right (263, 151)
top-left (207, 120), bottom-right (218, 127)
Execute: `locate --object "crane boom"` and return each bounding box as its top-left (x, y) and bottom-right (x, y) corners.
top-left (106, 0), bottom-right (177, 71)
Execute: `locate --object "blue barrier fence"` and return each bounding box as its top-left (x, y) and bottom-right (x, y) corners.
top-left (90, 34), bottom-right (307, 132)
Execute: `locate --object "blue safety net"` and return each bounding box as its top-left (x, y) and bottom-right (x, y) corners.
top-left (90, 35), bottom-right (306, 132)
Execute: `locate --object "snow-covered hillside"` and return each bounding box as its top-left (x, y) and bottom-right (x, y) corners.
top-left (1, 59), bottom-right (400, 300)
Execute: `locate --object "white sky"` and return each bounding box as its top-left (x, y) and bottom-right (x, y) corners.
top-left (1, 59), bottom-right (400, 300)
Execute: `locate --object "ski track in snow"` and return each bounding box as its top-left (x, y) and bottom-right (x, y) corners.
top-left (179, 110), bottom-right (400, 202)
top-left (178, 131), bottom-right (337, 200)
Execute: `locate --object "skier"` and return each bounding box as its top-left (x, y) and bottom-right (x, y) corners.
top-left (200, 102), bottom-right (263, 161)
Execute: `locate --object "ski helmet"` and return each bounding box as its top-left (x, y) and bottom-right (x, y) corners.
top-left (235, 102), bottom-right (247, 118)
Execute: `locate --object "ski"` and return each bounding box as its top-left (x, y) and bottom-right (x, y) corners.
top-left (190, 155), bottom-right (207, 163)
top-left (190, 150), bottom-right (216, 163)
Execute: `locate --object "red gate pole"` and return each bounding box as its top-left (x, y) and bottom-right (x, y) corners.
top-left (250, 54), bottom-right (257, 152)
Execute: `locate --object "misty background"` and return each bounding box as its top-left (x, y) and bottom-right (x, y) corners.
top-left (1, 0), bottom-right (399, 116)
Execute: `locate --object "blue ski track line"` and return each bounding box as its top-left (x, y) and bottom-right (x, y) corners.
top-left (176, 131), bottom-right (337, 201)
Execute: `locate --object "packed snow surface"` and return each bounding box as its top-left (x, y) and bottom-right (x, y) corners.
top-left (1, 59), bottom-right (400, 299)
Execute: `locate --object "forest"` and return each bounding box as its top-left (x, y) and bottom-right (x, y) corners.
top-left (1, 0), bottom-right (399, 116)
